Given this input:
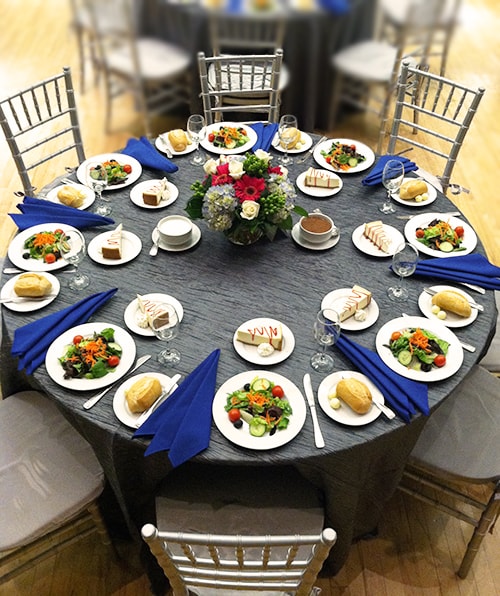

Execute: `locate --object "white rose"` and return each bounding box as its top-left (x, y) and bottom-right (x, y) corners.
top-left (240, 200), bottom-right (260, 220)
top-left (280, 166), bottom-right (288, 178)
top-left (203, 158), bottom-right (217, 175)
top-left (254, 149), bottom-right (271, 163)
top-left (228, 160), bottom-right (244, 179)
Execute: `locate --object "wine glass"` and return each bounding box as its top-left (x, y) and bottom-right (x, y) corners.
top-left (311, 308), bottom-right (340, 372)
top-left (380, 159), bottom-right (405, 214)
top-left (388, 242), bottom-right (419, 302)
top-left (187, 114), bottom-right (206, 166)
top-left (278, 114), bottom-right (298, 166)
top-left (57, 229), bottom-right (90, 290)
top-left (86, 164), bottom-right (111, 216)
top-left (151, 302), bottom-right (181, 366)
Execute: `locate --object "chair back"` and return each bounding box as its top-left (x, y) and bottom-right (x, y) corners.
top-left (142, 524), bottom-right (336, 596)
top-left (0, 67), bottom-right (85, 197)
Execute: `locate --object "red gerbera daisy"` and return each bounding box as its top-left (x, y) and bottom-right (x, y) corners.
top-left (234, 175), bottom-right (266, 202)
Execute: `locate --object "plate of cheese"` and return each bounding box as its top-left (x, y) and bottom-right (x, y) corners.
top-left (295, 167), bottom-right (343, 197)
top-left (233, 317), bottom-right (295, 365)
top-left (321, 285), bottom-right (379, 331)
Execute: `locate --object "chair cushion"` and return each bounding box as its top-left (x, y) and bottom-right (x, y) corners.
top-left (331, 40), bottom-right (398, 82)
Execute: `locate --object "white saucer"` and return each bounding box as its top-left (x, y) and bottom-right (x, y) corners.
top-left (152, 223), bottom-right (201, 252)
top-left (291, 222), bottom-right (340, 251)
top-left (271, 131), bottom-right (313, 154)
top-left (0, 272), bottom-right (60, 312)
top-left (295, 170), bottom-right (343, 198)
top-left (130, 179), bottom-right (178, 209)
top-left (321, 288), bottom-right (379, 331)
top-left (123, 292), bottom-right (184, 337)
top-left (232, 318), bottom-right (295, 365)
top-left (351, 223), bottom-right (404, 257)
top-left (88, 230), bottom-right (142, 265)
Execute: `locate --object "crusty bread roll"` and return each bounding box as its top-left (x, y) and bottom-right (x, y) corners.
top-left (399, 179), bottom-right (428, 200)
top-left (57, 185), bottom-right (85, 208)
top-left (431, 290), bottom-right (472, 318)
top-left (168, 129), bottom-right (189, 152)
top-left (14, 273), bottom-right (52, 297)
top-left (336, 378), bottom-right (372, 414)
top-left (280, 127), bottom-right (301, 149)
top-left (125, 376), bottom-right (163, 413)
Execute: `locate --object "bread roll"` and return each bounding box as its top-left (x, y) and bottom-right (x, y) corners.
top-left (168, 129), bottom-right (189, 152)
top-left (336, 378), bottom-right (372, 414)
top-left (399, 179), bottom-right (428, 200)
top-left (57, 185), bottom-right (85, 208)
top-left (431, 290), bottom-right (472, 318)
top-left (125, 376), bottom-right (163, 413)
top-left (14, 273), bottom-right (52, 297)
top-left (280, 127), bottom-right (301, 149)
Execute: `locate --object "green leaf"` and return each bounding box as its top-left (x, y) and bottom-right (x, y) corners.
top-left (185, 196), bottom-right (203, 220)
top-left (293, 205), bottom-right (308, 217)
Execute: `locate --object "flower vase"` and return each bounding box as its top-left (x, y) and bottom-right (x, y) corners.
top-left (225, 226), bottom-right (263, 246)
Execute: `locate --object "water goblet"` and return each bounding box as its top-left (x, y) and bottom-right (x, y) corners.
top-left (86, 164), bottom-right (111, 216)
top-left (388, 242), bottom-right (419, 302)
top-left (380, 159), bottom-right (405, 214)
top-left (278, 114), bottom-right (298, 166)
top-left (311, 308), bottom-right (340, 373)
top-left (187, 114), bottom-right (206, 166)
top-left (151, 302), bottom-right (181, 366)
top-left (57, 229), bottom-right (90, 290)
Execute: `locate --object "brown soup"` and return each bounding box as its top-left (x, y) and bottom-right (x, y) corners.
top-left (301, 215), bottom-right (332, 234)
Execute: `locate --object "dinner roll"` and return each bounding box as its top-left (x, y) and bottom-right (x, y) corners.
top-left (336, 378), bottom-right (372, 414)
top-left (125, 376), bottom-right (163, 413)
top-left (168, 129), bottom-right (189, 152)
top-left (399, 179), bottom-right (428, 200)
top-left (280, 127), bottom-right (301, 149)
top-left (431, 290), bottom-right (472, 318)
top-left (57, 185), bottom-right (85, 208)
top-left (13, 273), bottom-right (52, 297)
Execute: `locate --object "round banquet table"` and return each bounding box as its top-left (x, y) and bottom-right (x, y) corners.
top-left (0, 134), bottom-right (497, 587)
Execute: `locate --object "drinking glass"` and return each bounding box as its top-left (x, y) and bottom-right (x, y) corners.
top-left (152, 302), bottom-right (181, 365)
top-left (278, 114), bottom-right (298, 165)
top-left (388, 242), bottom-right (419, 302)
top-left (57, 229), bottom-right (90, 290)
top-left (187, 114), bottom-right (206, 166)
top-left (380, 159), bottom-right (405, 214)
top-left (311, 308), bottom-right (340, 372)
top-left (86, 164), bottom-right (110, 216)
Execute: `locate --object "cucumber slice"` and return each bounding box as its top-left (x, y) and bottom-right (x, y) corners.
top-left (348, 157), bottom-right (358, 167)
top-left (397, 350), bottom-right (412, 366)
top-left (439, 241), bottom-right (454, 252)
top-left (250, 377), bottom-right (271, 392)
top-left (249, 418), bottom-right (267, 437)
top-left (225, 139), bottom-right (237, 149)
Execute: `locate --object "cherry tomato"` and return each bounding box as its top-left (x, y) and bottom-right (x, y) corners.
top-left (391, 331), bottom-right (402, 342)
top-left (454, 226), bottom-right (464, 238)
top-left (228, 408), bottom-right (241, 423)
top-left (44, 253), bottom-right (56, 264)
top-left (325, 156), bottom-right (332, 164)
top-left (415, 228), bottom-right (425, 238)
top-left (54, 229), bottom-right (64, 235)
top-left (208, 133), bottom-right (215, 142)
top-left (123, 164), bottom-right (132, 174)
top-left (433, 355), bottom-right (446, 368)
top-left (107, 355), bottom-right (120, 368)
top-left (271, 385), bottom-right (285, 398)
top-left (73, 335), bottom-right (84, 345)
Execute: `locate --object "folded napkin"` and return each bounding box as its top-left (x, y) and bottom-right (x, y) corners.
top-left (134, 349), bottom-right (220, 468)
top-left (361, 154), bottom-right (418, 186)
top-left (249, 122), bottom-right (279, 153)
top-left (11, 288), bottom-right (118, 375)
top-left (10, 197), bottom-right (114, 231)
top-left (122, 136), bottom-right (178, 173)
top-left (336, 334), bottom-right (429, 422)
top-left (318, 0), bottom-right (350, 14)
top-left (412, 254), bottom-right (500, 291)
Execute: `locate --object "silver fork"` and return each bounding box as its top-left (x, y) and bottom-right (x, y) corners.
top-left (297, 135), bottom-right (327, 164)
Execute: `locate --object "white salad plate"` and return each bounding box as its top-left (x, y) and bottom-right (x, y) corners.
top-left (321, 288), bottom-right (379, 331)
top-left (232, 318), bottom-right (295, 365)
top-left (88, 230), bottom-right (142, 265)
top-left (291, 222), bottom-right (340, 251)
top-left (7, 223), bottom-right (80, 272)
top-left (45, 322), bottom-right (136, 391)
top-left (76, 153), bottom-right (142, 190)
top-left (375, 316), bottom-right (464, 382)
top-left (0, 272), bottom-right (60, 312)
top-left (404, 212), bottom-right (477, 258)
top-left (200, 123), bottom-right (258, 155)
top-left (129, 179), bottom-right (178, 209)
top-left (313, 138), bottom-right (375, 174)
top-left (271, 131), bottom-right (313, 153)
top-left (418, 285), bottom-right (479, 328)
top-left (124, 293), bottom-right (184, 337)
top-left (45, 183), bottom-right (96, 210)
top-left (392, 177), bottom-right (437, 207)
top-left (151, 224), bottom-right (201, 252)
top-left (351, 223), bottom-right (404, 257)
top-left (317, 371), bottom-right (383, 426)
top-left (113, 372), bottom-right (179, 428)
top-left (212, 370), bottom-right (306, 451)
top-left (155, 131), bottom-right (197, 156)
top-left (295, 169), bottom-right (343, 198)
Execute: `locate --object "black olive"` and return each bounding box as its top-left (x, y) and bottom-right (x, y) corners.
top-left (269, 426), bottom-right (277, 436)
top-left (233, 420), bottom-right (243, 429)
top-left (22, 252), bottom-right (30, 259)
top-left (243, 383), bottom-right (250, 391)
top-left (421, 363), bottom-right (432, 372)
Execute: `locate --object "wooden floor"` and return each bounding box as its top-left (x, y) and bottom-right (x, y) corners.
top-left (1, 0), bottom-right (499, 594)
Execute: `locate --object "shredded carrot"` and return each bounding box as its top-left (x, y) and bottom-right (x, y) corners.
top-left (33, 232), bottom-right (56, 247)
top-left (408, 328), bottom-right (431, 353)
top-left (79, 337), bottom-right (108, 367)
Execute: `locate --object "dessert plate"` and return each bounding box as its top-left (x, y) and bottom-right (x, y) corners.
top-left (233, 318), bottom-right (295, 365)
top-left (291, 222), bottom-right (340, 251)
top-left (321, 288), bottom-right (379, 331)
top-left (351, 223), bottom-right (404, 257)
top-left (212, 370), bottom-right (306, 450)
top-left (418, 284), bottom-right (479, 328)
top-left (392, 177), bottom-right (437, 207)
top-left (295, 169), bottom-right (343, 198)
top-left (0, 272), bottom-right (60, 312)
top-left (76, 153), bottom-right (142, 190)
top-left (155, 132), bottom-right (196, 156)
top-left (45, 183), bottom-right (96, 210)
top-left (124, 293), bottom-right (184, 337)
top-left (129, 179), bottom-right (178, 209)
top-left (313, 138), bottom-right (375, 174)
top-left (151, 224), bottom-right (201, 252)
top-left (200, 123), bottom-right (258, 155)
top-left (317, 371), bottom-right (383, 426)
top-left (271, 131), bottom-right (313, 153)
top-left (88, 230), bottom-right (142, 265)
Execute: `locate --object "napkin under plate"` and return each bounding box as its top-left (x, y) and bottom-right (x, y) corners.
top-left (122, 136), bottom-right (178, 173)
top-left (249, 122), bottom-right (279, 153)
top-left (412, 254), bottom-right (500, 291)
top-left (361, 154), bottom-right (418, 186)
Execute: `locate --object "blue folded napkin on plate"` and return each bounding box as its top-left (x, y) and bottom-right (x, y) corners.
top-left (10, 197), bottom-right (114, 231)
top-left (336, 334), bottom-right (429, 422)
top-left (412, 254), bottom-right (500, 290)
top-left (361, 154), bottom-right (418, 186)
top-left (134, 349), bottom-right (220, 468)
top-left (11, 288), bottom-right (118, 375)
top-left (121, 136), bottom-right (178, 173)
top-left (318, 0), bottom-right (350, 14)
top-left (249, 122), bottom-right (279, 153)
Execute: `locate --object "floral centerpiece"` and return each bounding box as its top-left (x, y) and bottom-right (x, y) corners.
top-left (185, 150), bottom-right (307, 245)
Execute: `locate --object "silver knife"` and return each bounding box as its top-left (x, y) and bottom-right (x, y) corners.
top-left (303, 373), bottom-right (325, 448)
top-left (158, 134), bottom-right (174, 158)
top-left (371, 395), bottom-right (396, 420)
top-left (134, 373), bottom-right (181, 428)
top-left (297, 135), bottom-right (327, 164)
top-left (423, 287), bottom-right (484, 311)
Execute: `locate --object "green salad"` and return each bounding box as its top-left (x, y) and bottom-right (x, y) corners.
top-left (387, 327), bottom-right (449, 372)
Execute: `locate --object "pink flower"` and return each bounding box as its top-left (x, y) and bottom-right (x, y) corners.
top-left (211, 173), bottom-right (232, 186)
top-left (234, 175), bottom-right (266, 202)
top-left (217, 163), bottom-right (230, 175)
top-left (268, 165), bottom-right (283, 175)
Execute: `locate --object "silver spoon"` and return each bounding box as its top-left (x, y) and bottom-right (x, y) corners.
top-left (149, 229), bottom-right (160, 256)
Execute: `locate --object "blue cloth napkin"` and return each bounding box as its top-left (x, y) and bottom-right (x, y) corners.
top-left (122, 136), bottom-right (178, 173)
top-left (361, 154), bottom-right (418, 186)
top-left (11, 288), bottom-right (118, 375)
top-left (412, 254), bottom-right (500, 290)
top-left (250, 122), bottom-right (279, 153)
top-left (318, 0), bottom-right (350, 14)
top-left (134, 349), bottom-right (220, 468)
top-left (10, 197), bottom-right (114, 231)
top-left (336, 334), bottom-right (429, 422)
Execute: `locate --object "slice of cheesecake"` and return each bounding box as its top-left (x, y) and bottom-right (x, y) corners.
top-left (102, 223), bottom-right (123, 259)
top-left (137, 295), bottom-right (170, 330)
top-left (305, 167), bottom-right (340, 189)
top-left (338, 285), bottom-right (372, 322)
top-left (363, 220), bottom-right (391, 253)
top-left (142, 178), bottom-right (170, 206)
top-left (236, 322), bottom-right (283, 351)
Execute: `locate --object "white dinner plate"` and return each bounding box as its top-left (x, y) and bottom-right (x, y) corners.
top-left (212, 370), bottom-right (306, 450)
top-left (404, 212), bottom-right (478, 258)
top-left (155, 132), bottom-right (196, 156)
top-left (351, 223), bottom-right (405, 257)
top-left (271, 131), bottom-right (313, 153)
top-left (313, 138), bottom-right (375, 174)
top-left (76, 153), bottom-right (142, 190)
top-left (152, 224), bottom-right (201, 252)
top-left (45, 183), bottom-right (96, 210)
top-left (88, 230), bottom-right (142, 265)
top-left (7, 223), bottom-right (81, 272)
top-left (0, 272), bottom-right (60, 312)
top-left (321, 288), bottom-right (379, 331)
top-left (129, 179), bottom-right (178, 209)
top-left (45, 322), bottom-right (137, 391)
top-left (123, 293), bottom-right (184, 337)
top-left (113, 371), bottom-right (179, 428)
top-left (392, 177), bottom-right (437, 207)
top-left (291, 222), bottom-right (340, 251)
top-left (418, 285), bottom-right (479, 328)
top-left (200, 123), bottom-right (258, 155)
top-left (295, 169), bottom-right (343, 198)
top-left (375, 316), bottom-right (464, 382)
top-left (232, 318), bottom-right (295, 365)
top-left (317, 371), bottom-right (383, 426)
